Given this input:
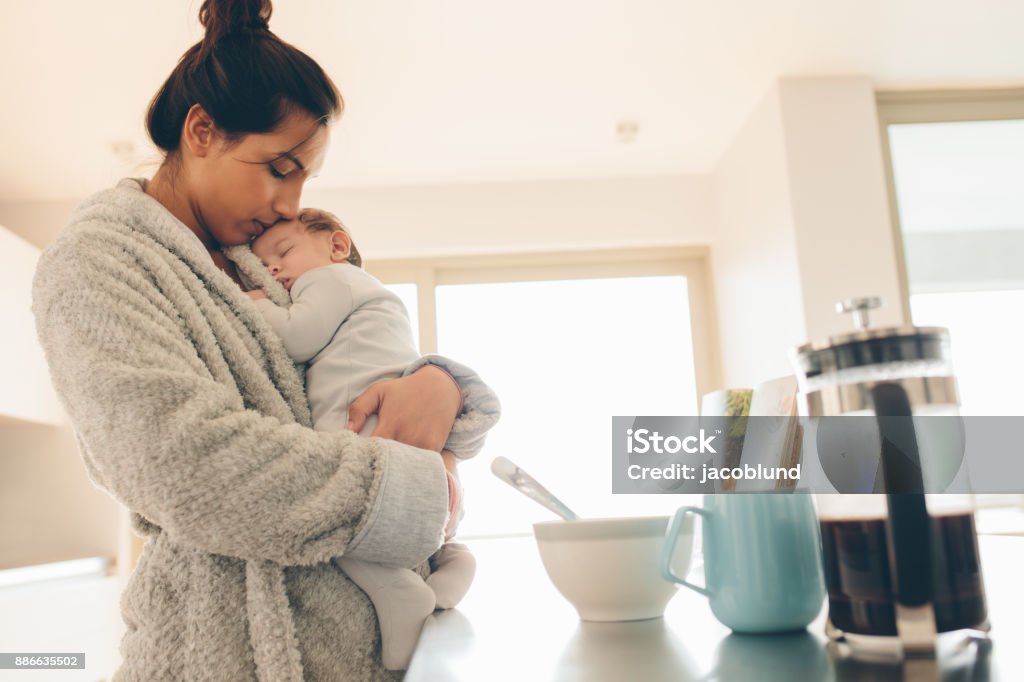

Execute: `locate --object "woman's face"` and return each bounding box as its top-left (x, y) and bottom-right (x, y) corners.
top-left (189, 109), bottom-right (330, 248)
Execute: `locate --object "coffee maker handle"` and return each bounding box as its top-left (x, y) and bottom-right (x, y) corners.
top-left (871, 383), bottom-right (934, 610)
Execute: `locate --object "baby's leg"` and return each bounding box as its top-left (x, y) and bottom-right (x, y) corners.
top-left (335, 556), bottom-right (436, 671)
top-left (426, 542), bottom-right (477, 610)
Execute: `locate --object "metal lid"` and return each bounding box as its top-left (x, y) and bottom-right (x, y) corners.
top-left (791, 297), bottom-right (952, 380)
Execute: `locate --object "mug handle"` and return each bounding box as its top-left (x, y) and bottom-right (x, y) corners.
top-left (660, 506), bottom-right (711, 597)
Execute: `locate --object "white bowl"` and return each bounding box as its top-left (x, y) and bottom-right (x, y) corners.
top-left (533, 515), bottom-right (694, 622)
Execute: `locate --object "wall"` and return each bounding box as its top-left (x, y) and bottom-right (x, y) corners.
top-left (0, 224), bottom-right (119, 569)
top-left (0, 200), bottom-right (79, 250)
top-left (0, 419), bottom-right (119, 569)
top-left (0, 175), bottom-right (714, 254)
top-left (711, 87), bottom-right (807, 387)
top-left (710, 76), bottom-right (906, 388)
top-left (304, 174), bottom-right (715, 257)
top-left (0, 226), bottom-right (64, 424)
top-left (778, 77), bottom-right (906, 337)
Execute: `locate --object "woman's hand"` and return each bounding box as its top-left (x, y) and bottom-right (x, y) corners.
top-left (347, 365), bottom-right (463, 452)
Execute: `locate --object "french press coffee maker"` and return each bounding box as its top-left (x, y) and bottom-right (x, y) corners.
top-left (791, 297), bottom-right (989, 657)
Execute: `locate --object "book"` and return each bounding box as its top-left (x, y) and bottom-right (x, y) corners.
top-left (700, 388), bottom-right (752, 492)
top-left (739, 375), bottom-right (803, 491)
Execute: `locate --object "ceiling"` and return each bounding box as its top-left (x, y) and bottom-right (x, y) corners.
top-left (2, 0), bottom-right (1022, 202)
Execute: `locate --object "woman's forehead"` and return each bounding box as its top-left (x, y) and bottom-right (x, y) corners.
top-left (246, 114), bottom-right (329, 166)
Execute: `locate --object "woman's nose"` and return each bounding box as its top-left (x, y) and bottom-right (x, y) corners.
top-left (272, 180), bottom-right (302, 221)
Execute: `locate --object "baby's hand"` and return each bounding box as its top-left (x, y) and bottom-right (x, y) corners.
top-left (246, 289), bottom-right (267, 301)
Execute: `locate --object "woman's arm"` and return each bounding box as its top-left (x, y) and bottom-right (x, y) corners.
top-left (346, 365), bottom-right (463, 452)
top-left (347, 356), bottom-right (502, 457)
top-left (33, 236), bottom-right (448, 569)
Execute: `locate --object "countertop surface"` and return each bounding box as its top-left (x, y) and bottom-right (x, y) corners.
top-left (405, 533), bottom-right (1023, 682)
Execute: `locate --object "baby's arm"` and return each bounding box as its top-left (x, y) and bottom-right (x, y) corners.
top-left (252, 268), bottom-right (355, 363)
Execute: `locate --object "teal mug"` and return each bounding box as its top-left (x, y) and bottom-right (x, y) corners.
top-left (660, 494), bottom-right (825, 633)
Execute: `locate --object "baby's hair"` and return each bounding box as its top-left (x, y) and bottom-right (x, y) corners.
top-left (298, 208), bottom-right (362, 268)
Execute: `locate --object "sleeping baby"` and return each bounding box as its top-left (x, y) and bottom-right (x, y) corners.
top-left (244, 208), bottom-right (479, 670)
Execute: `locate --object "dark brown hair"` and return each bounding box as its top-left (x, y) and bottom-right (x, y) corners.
top-left (298, 208), bottom-right (362, 268)
top-left (147, 0), bottom-right (342, 154)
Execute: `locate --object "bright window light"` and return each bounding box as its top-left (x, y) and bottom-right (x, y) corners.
top-left (910, 291), bottom-right (1024, 416)
top-left (435, 276), bottom-right (699, 536)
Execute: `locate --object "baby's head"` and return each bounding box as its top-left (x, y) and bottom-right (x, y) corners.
top-left (251, 208), bottom-right (362, 290)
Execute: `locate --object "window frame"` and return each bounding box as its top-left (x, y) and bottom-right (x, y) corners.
top-left (875, 87), bottom-right (1024, 322)
top-left (367, 246), bottom-right (722, 410)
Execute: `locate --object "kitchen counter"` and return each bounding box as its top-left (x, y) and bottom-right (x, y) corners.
top-left (406, 533), bottom-right (1023, 681)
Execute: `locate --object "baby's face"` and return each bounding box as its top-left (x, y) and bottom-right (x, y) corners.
top-left (251, 220), bottom-right (333, 290)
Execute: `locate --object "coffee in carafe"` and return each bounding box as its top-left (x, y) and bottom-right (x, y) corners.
top-left (819, 509), bottom-right (987, 636)
top-left (791, 297), bottom-right (990, 656)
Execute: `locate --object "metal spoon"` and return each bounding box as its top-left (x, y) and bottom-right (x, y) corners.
top-left (491, 456), bottom-right (579, 521)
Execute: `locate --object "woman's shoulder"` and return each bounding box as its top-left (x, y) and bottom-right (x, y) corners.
top-left (40, 177), bottom-right (208, 281)
top-left (34, 179), bottom-right (182, 303)
top-left (45, 179), bottom-right (150, 253)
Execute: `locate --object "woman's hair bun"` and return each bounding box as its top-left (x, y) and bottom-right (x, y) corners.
top-left (199, 0), bottom-right (272, 50)
top-left (146, 0), bottom-right (340, 155)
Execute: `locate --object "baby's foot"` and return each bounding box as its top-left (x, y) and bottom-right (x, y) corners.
top-left (377, 581), bottom-right (436, 670)
top-left (427, 543), bottom-right (477, 609)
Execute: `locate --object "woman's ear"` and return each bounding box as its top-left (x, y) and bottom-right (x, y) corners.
top-left (181, 104), bottom-right (217, 158)
top-left (329, 230), bottom-right (352, 262)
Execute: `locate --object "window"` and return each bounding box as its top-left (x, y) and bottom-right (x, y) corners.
top-left (878, 89), bottom-right (1024, 520)
top-left (376, 249), bottom-right (718, 536)
top-left (879, 93), bottom-right (1024, 415)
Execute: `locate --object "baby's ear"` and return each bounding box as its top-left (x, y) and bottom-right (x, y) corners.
top-left (329, 230), bottom-right (352, 261)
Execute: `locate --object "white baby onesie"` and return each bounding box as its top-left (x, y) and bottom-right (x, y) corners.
top-left (254, 262), bottom-right (475, 670)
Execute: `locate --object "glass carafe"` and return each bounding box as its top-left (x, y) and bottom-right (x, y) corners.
top-left (791, 297), bottom-right (989, 657)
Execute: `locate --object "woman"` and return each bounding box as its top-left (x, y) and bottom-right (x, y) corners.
top-left (31, 1), bottom-right (498, 680)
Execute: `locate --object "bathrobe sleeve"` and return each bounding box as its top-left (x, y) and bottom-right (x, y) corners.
top-left (32, 233), bottom-right (449, 569)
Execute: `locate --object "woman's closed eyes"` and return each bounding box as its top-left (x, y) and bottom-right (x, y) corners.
top-left (268, 154), bottom-right (303, 180)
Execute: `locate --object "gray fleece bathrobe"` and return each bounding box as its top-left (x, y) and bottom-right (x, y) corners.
top-left (31, 178), bottom-right (500, 681)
